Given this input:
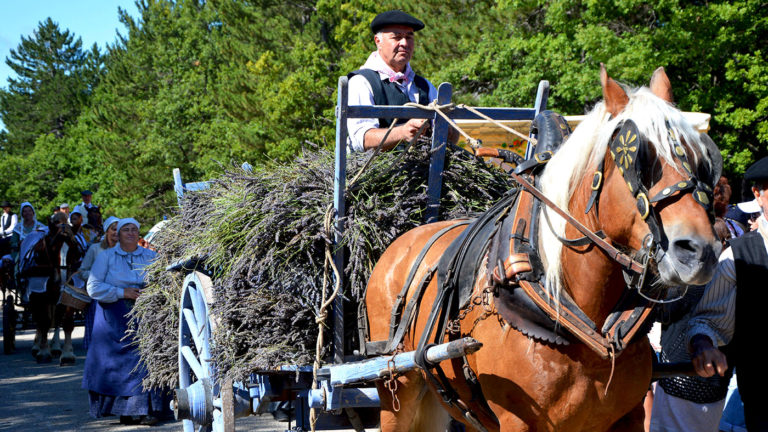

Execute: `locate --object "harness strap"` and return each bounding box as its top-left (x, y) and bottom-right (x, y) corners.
top-left (585, 157), bottom-right (605, 214)
top-left (387, 220), bottom-right (471, 349)
top-left (513, 151), bottom-right (553, 174)
top-left (501, 169), bottom-right (655, 358)
top-left (542, 202), bottom-right (606, 247)
top-left (510, 171), bottom-right (645, 274)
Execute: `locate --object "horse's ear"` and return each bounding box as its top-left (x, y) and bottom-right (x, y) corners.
top-left (650, 66), bottom-right (674, 103)
top-left (600, 63), bottom-right (628, 117)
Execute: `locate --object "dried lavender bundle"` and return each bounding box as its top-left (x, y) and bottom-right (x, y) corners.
top-left (132, 143), bottom-right (513, 389)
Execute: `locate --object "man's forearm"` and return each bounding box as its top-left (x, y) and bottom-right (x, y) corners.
top-left (363, 127), bottom-right (404, 151)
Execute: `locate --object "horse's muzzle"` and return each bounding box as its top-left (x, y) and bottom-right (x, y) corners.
top-left (659, 234), bottom-right (720, 286)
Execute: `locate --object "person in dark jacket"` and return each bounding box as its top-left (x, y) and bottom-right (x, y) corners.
top-left (687, 155), bottom-right (768, 431)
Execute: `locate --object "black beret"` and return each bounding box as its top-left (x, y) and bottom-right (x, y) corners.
top-left (370, 10), bottom-right (424, 33)
top-left (0, 201), bottom-right (11, 208)
top-left (745, 156), bottom-right (768, 182)
top-left (81, 189), bottom-right (93, 195)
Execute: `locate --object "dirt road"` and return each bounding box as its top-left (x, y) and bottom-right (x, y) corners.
top-left (0, 317), bottom-right (287, 431)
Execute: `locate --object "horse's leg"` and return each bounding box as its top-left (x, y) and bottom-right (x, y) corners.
top-left (377, 370), bottom-right (430, 432)
top-left (59, 306), bottom-right (76, 365)
top-left (50, 303), bottom-right (63, 357)
top-left (30, 293), bottom-right (52, 363)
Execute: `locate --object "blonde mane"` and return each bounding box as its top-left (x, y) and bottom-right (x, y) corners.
top-left (537, 86), bottom-right (709, 299)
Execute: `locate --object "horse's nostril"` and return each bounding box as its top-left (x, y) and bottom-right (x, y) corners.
top-left (670, 237), bottom-right (706, 265)
top-left (673, 239), bottom-right (698, 254)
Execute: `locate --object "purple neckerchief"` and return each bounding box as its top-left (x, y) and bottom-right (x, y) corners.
top-left (361, 51), bottom-right (414, 85)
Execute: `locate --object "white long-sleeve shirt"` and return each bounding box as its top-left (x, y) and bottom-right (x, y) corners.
top-left (86, 244), bottom-right (156, 303)
top-left (346, 52), bottom-right (437, 152)
top-left (1, 213), bottom-right (17, 238)
top-left (79, 242), bottom-right (109, 282)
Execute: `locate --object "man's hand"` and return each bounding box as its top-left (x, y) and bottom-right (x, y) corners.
top-left (690, 334), bottom-right (728, 377)
top-left (363, 119), bottom-right (427, 151)
top-left (124, 288), bottom-right (141, 300)
top-left (395, 118), bottom-right (427, 143)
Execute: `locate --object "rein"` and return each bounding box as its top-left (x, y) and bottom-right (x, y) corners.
top-left (511, 172), bottom-right (645, 274)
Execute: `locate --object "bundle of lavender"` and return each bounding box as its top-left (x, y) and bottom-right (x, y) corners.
top-left (131, 143), bottom-right (513, 389)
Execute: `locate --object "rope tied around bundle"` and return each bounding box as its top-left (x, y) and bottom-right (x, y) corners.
top-left (310, 202), bottom-right (343, 432)
top-left (348, 100), bottom-right (538, 191)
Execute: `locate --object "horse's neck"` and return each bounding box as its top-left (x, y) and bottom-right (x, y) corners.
top-left (555, 175), bottom-right (628, 328)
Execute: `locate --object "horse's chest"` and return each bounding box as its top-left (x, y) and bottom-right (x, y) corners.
top-left (474, 326), bottom-right (650, 430)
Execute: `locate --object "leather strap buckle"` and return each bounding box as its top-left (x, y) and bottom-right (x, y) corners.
top-left (591, 171), bottom-right (603, 191)
top-left (636, 192), bottom-right (650, 220)
top-left (534, 151), bottom-right (553, 164)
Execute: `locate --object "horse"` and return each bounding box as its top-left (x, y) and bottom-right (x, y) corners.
top-left (21, 218), bottom-right (65, 363)
top-left (26, 212), bottom-right (88, 364)
top-left (364, 65), bottom-right (722, 431)
top-left (50, 211), bottom-right (90, 365)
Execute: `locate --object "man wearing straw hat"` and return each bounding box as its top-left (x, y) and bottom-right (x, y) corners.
top-left (687, 156), bottom-right (768, 431)
top-left (347, 10), bottom-right (437, 152)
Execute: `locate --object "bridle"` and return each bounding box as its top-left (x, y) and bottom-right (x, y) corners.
top-left (514, 118), bottom-right (717, 301)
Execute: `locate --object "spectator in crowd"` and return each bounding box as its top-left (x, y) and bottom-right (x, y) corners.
top-left (649, 283), bottom-right (732, 432)
top-left (49, 205), bottom-right (61, 223)
top-left (1, 201), bottom-right (17, 254)
top-left (60, 203), bottom-right (70, 220)
top-left (735, 198), bottom-right (761, 232)
top-left (715, 177), bottom-right (748, 238)
top-left (714, 218), bottom-right (731, 248)
top-left (62, 208), bottom-right (89, 276)
top-left (10, 202), bottom-right (48, 260)
top-left (77, 215), bottom-right (119, 351)
top-left (687, 156), bottom-right (768, 431)
top-left (83, 218), bottom-right (168, 425)
top-left (73, 190), bottom-right (96, 225)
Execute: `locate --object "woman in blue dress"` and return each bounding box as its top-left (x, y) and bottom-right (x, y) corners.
top-left (78, 215), bottom-right (119, 352)
top-left (83, 218), bottom-right (168, 425)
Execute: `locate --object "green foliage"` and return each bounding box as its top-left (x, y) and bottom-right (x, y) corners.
top-left (1, 0), bottom-right (766, 223)
top-left (0, 18), bottom-right (99, 154)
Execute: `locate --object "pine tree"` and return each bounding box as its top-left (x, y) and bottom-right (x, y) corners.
top-left (0, 18), bottom-right (99, 154)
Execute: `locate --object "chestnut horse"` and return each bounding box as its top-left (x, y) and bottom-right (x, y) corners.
top-left (364, 66), bottom-right (721, 431)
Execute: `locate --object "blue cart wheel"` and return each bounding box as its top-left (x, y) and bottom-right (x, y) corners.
top-left (174, 271), bottom-right (235, 432)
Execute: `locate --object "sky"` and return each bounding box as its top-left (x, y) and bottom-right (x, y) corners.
top-left (0, 0), bottom-right (140, 131)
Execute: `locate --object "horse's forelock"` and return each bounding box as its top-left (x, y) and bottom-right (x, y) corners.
top-left (537, 86), bottom-right (708, 300)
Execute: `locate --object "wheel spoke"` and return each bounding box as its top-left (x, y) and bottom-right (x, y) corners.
top-left (179, 273), bottom-right (232, 431)
top-left (181, 345), bottom-right (207, 379)
top-left (183, 308), bottom-right (204, 351)
top-left (189, 284), bottom-right (207, 335)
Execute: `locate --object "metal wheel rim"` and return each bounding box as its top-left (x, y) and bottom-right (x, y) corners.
top-left (178, 272), bottom-right (233, 432)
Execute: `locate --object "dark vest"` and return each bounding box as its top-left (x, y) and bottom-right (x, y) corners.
top-left (348, 68), bottom-right (431, 128)
top-left (2, 213), bottom-right (13, 231)
top-left (729, 230), bottom-right (768, 404)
